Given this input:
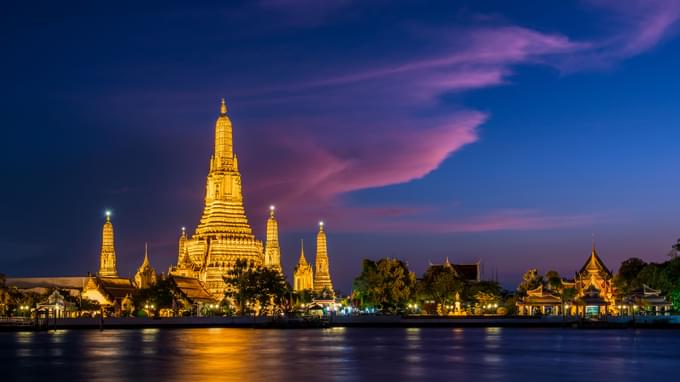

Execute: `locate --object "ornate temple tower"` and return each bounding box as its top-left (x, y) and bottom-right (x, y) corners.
top-left (134, 243), bottom-right (157, 289)
top-left (313, 222), bottom-right (334, 294)
top-left (98, 211), bottom-right (118, 277)
top-left (293, 240), bottom-right (314, 291)
top-left (264, 205), bottom-right (282, 271)
top-left (174, 99), bottom-right (264, 297)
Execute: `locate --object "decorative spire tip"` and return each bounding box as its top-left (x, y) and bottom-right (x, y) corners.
top-left (220, 98), bottom-right (227, 114)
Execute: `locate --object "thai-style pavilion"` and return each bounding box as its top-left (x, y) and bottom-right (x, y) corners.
top-left (571, 245), bottom-right (616, 316)
top-left (622, 284), bottom-right (671, 315)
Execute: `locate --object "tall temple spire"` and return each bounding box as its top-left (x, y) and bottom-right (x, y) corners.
top-left (264, 205), bottom-right (282, 271)
top-left (294, 239), bottom-right (313, 291)
top-left (313, 221), bottom-right (334, 294)
top-left (135, 242), bottom-right (157, 289)
top-left (171, 100), bottom-right (264, 297)
top-left (194, 98), bottom-right (254, 238)
top-left (142, 242), bottom-right (150, 267)
top-left (299, 239), bottom-right (307, 264)
top-left (177, 226), bottom-right (188, 266)
top-left (98, 210), bottom-right (118, 277)
top-left (213, 98), bottom-right (234, 167)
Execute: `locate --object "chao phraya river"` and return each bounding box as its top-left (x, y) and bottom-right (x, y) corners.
top-left (3, 327), bottom-right (680, 381)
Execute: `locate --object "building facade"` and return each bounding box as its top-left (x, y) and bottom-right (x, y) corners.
top-left (134, 244), bottom-right (157, 289)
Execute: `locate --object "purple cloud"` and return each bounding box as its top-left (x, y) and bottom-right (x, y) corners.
top-left (232, 3), bottom-right (679, 232)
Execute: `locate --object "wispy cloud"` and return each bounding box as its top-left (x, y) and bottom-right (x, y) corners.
top-left (231, 2), bottom-right (680, 232)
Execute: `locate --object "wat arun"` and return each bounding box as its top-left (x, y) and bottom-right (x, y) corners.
top-left (170, 99), bottom-right (267, 297)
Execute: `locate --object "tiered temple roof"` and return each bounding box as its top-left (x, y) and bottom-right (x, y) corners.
top-left (172, 100), bottom-right (264, 297)
top-left (313, 222), bottom-right (333, 294)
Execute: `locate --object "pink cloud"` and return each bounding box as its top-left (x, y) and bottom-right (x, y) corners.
top-left (229, 3), bottom-right (679, 233)
top-left (244, 112), bottom-right (484, 213)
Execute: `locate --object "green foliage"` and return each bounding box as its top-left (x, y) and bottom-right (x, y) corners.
top-left (78, 298), bottom-right (101, 312)
top-left (223, 259), bottom-right (290, 315)
top-left (670, 284), bottom-right (680, 311)
top-left (615, 251), bottom-right (680, 298)
top-left (133, 278), bottom-right (176, 312)
top-left (560, 287), bottom-right (577, 303)
top-left (636, 264), bottom-right (672, 294)
top-left (417, 264), bottom-right (467, 313)
top-left (517, 269), bottom-right (542, 295)
top-left (544, 270), bottom-right (562, 291)
top-left (468, 281), bottom-right (503, 309)
top-left (352, 258), bottom-right (416, 313)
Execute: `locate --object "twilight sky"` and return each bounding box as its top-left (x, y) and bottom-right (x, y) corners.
top-left (1, 0), bottom-right (680, 293)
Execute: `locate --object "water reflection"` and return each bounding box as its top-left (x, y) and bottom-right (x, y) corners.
top-left (2, 328), bottom-right (680, 381)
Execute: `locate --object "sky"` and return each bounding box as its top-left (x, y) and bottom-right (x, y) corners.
top-left (1, 0), bottom-right (680, 293)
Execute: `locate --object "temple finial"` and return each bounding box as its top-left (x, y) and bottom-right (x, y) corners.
top-left (270, 205), bottom-right (275, 217)
top-left (220, 98), bottom-right (227, 114)
top-left (592, 233), bottom-right (596, 252)
top-left (319, 220), bottom-right (324, 231)
top-left (105, 210), bottom-right (111, 222)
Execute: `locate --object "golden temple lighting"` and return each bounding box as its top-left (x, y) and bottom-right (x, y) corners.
top-left (313, 221), bottom-right (334, 294)
top-left (99, 211), bottom-right (118, 277)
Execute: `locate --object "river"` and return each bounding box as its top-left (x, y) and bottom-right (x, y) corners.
top-left (2, 327), bottom-right (679, 381)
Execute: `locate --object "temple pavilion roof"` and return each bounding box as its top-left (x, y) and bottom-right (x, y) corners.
top-left (578, 247), bottom-right (612, 277)
top-left (427, 258), bottom-right (480, 282)
top-left (96, 277), bottom-right (137, 299)
top-left (521, 285), bottom-right (562, 305)
top-left (169, 276), bottom-right (215, 303)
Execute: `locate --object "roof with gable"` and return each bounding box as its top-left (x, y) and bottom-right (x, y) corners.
top-left (578, 247), bottom-right (612, 277)
top-left (169, 275), bottom-right (215, 303)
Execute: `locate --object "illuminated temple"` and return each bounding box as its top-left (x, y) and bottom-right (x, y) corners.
top-left (313, 222), bottom-right (334, 295)
top-left (4, 100), bottom-right (336, 315)
top-left (170, 100), bottom-right (330, 298)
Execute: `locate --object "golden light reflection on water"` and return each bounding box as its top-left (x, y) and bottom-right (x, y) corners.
top-left (2, 327), bottom-right (676, 381)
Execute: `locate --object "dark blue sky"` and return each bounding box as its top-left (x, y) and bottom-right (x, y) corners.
top-left (1, 0), bottom-right (679, 293)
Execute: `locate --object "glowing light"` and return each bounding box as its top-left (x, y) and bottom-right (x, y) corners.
top-left (105, 210), bottom-right (111, 217)
top-left (270, 205), bottom-right (275, 211)
top-left (319, 221), bottom-right (324, 227)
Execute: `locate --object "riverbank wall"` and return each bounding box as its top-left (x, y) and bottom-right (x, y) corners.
top-left (3, 315), bottom-right (680, 331)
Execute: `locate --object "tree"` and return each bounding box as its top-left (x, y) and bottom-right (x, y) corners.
top-left (132, 278), bottom-right (176, 316)
top-left (353, 258), bottom-right (416, 313)
top-left (560, 287), bottom-right (577, 305)
top-left (619, 258), bottom-right (647, 282)
top-left (417, 264), bottom-right (466, 315)
top-left (253, 266), bottom-right (290, 315)
top-left (224, 259), bottom-right (257, 314)
top-left (544, 270), bottom-right (562, 291)
top-left (669, 284), bottom-right (680, 312)
top-left (636, 264), bottom-right (672, 294)
top-left (224, 259), bottom-right (291, 316)
top-left (517, 269), bottom-right (542, 295)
